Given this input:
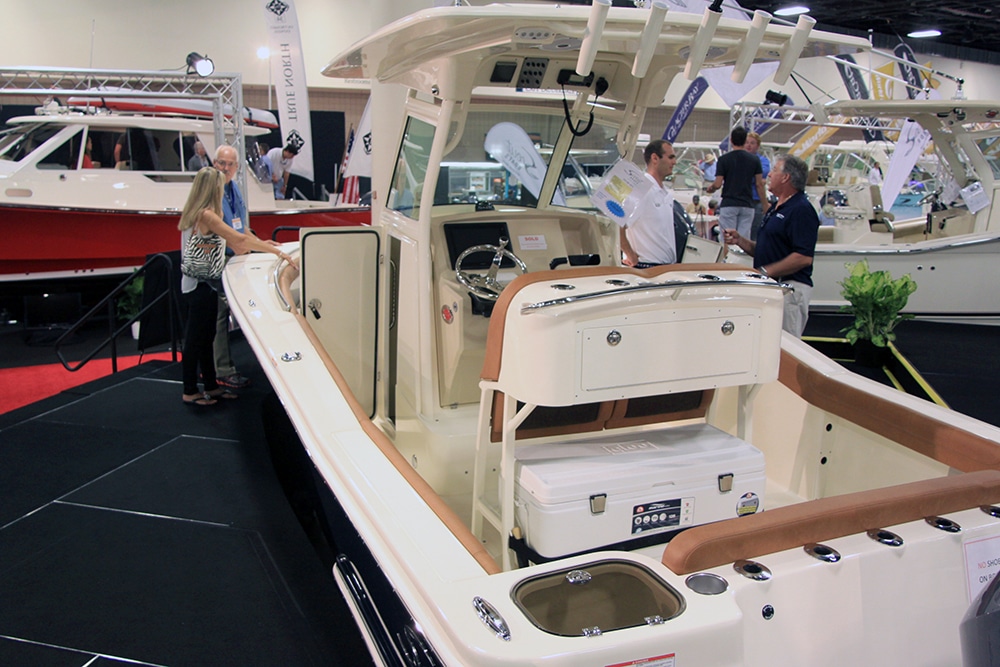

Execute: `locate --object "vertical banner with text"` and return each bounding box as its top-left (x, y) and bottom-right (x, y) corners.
top-left (263, 0), bottom-right (314, 181)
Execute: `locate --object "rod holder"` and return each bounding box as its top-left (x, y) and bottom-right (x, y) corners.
top-left (577, 0), bottom-right (612, 77)
top-left (632, 1), bottom-right (669, 78)
top-left (773, 14), bottom-right (816, 85)
top-left (731, 10), bottom-right (772, 83)
top-left (684, 5), bottom-right (723, 81)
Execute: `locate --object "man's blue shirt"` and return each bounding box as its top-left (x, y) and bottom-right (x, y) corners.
top-left (755, 190), bottom-right (819, 286)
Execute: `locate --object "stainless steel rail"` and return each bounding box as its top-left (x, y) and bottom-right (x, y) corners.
top-left (520, 274), bottom-right (788, 314)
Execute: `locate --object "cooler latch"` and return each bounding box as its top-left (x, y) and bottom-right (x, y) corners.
top-left (718, 473), bottom-right (734, 493)
top-left (589, 493), bottom-right (607, 514)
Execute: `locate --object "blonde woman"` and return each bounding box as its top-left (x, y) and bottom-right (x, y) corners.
top-left (178, 167), bottom-right (293, 406)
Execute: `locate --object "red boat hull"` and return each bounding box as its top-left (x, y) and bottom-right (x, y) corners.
top-left (2, 204), bottom-right (370, 279)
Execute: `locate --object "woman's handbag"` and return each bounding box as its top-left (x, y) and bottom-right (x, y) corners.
top-left (181, 230), bottom-right (226, 281)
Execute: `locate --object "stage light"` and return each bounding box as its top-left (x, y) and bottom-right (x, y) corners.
top-left (185, 52), bottom-right (215, 77)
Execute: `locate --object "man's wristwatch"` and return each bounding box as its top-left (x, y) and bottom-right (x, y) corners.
top-left (759, 266), bottom-right (768, 277)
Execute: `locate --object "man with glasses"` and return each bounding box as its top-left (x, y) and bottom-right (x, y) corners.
top-left (620, 139), bottom-right (680, 268)
top-left (210, 145), bottom-right (253, 389)
top-left (723, 154), bottom-right (819, 336)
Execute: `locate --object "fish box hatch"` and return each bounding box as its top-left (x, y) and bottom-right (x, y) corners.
top-left (512, 559), bottom-right (685, 637)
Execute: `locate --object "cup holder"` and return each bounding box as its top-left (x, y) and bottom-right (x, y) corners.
top-left (685, 572), bottom-right (729, 595)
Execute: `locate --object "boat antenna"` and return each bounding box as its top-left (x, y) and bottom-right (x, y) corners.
top-left (89, 19), bottom-right (96, 69)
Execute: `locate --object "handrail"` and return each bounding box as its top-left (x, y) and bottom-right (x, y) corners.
top-left (54, 253), bottom-right (179, 374)
top-left (270, 225), bottom-right (301, 243)
top-left (519, 274), bottom-right (788, 314)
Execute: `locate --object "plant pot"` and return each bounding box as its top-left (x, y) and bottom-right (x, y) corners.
top-left (852, 339), bottom-right (890, 368)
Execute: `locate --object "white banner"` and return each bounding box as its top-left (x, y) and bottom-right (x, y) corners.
top-left (344, 97), bottom-right (373, 178)
top-left (262, 0), bottom-right (314, 181)
top-left (881, 119), bottom-right (932, 211)
top-left (700, 61), bottom-right (779, 108)
top-left (484, 122), bottom-right (566, 206)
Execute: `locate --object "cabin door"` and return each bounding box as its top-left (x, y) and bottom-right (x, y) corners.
top-left (300, 227), bottom-right (380, 417)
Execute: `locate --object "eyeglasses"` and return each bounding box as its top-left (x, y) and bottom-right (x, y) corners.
top-left (215, 160), bottom-right (236, 168)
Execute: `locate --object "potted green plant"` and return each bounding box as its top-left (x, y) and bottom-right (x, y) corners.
top-left (116, 273), bottom-right (145, 339)
top-left (838, 259), bottom-right (917, 366)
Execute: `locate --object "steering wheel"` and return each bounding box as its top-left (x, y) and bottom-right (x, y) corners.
top-left (454, 237), bottom-right (527, 301)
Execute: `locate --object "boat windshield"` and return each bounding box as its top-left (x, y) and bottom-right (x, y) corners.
top-left (410, 107), bottom-right (619, 212)
top-left (976, 136), bottom-right (1000, 179)
top-left (0, 123), bottom-right (63, 162)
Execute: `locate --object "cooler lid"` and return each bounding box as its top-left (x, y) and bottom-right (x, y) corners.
top-left (515, 423), bottom-right (764, 505)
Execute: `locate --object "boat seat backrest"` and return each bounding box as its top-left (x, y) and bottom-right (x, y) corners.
top-left (488, 389), bottom-right (714, 443)
top-left (481, 263), bottom-right (735, 385)
top-left (662, 469), bottom-right (1000, 575)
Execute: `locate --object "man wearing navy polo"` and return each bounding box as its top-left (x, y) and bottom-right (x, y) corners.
top-left (722, 154), bottom-right (819, 336)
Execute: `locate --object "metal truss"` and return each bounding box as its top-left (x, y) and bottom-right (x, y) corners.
top-left (0, 66), bottom-right (247, 195)
top-left (732, 101), bottom-right (903, 141)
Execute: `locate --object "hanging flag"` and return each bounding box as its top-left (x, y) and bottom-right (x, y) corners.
top-left (833, 54), bottom-right (884, 143)
top-left (344, 97), bottom-right (373, 178)
top-left (881, 119), bottom-right (932, 210)
top-left (662, 77), bottom-right (709, 142)
top-left (894, 43), bottom-right (923, 100)
top-left (789, 121), bottom-right (841, 159)
top-left (870, 61), bottom-right (896, 101)
top-left (338, 125), bottom-right (360, 205)
top-left (262, 0), bottom-right (314, 181)
top-left (341, 174), bottom-right (360, 205)
top-left (699, 62), bottom-right (780, 109)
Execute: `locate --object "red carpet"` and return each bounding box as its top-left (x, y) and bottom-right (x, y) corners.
top-left (0, 353), bottom-right (177, 414)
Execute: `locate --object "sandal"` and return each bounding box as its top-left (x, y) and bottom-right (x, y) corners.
top-left (206, 388), bottom-right (239, 400)
top-left (183, 393), bottom-right (218, 407)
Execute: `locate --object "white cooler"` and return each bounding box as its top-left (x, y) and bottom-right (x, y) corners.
top-left (514, 423), bottom-right (765, 558)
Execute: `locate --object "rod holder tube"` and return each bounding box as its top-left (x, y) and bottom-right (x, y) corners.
top-left (577, 0), bottom-right (612, 77)
top-left (773, 14), bottom-right (816, 85)
top-left (731, 10), bottom-right (772, 83)
top-left (684, 6), bottom-right (723, 81)
top-left (632, 1), bottom-right (669, 78)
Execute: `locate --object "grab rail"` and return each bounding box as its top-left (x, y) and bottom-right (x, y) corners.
top-left (54, 253), bottom-right (179, 374)
top-left (520, 274), bottom-right (788, 314)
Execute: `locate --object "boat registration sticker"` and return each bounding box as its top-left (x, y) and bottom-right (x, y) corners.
top-left (606, 653), bottom-right (675, 667)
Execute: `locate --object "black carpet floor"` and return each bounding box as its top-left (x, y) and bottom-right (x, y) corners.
top-left (804, 313), bottom-right (1000, 429)
top-left (0, 333), bottom-right (372, 667)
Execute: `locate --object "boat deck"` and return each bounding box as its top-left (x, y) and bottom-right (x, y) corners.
top-left (0, 330), bottom-right (372, 666)
top-left (0, 314), bottom-right (995, 666)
